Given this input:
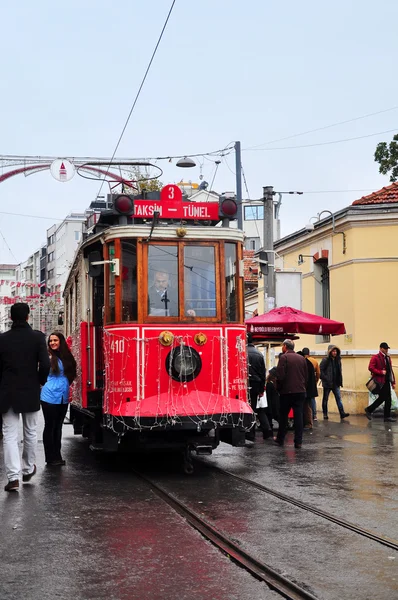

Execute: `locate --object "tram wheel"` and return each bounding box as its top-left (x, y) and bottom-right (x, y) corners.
top-left (183, 460), bottom-right (194, 475)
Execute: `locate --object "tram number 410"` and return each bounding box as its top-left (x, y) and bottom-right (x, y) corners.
top-left (110, 339), bottom-right (125, 353)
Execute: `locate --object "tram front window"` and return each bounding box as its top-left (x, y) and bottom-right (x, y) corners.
top-left (225, 243), bottom-right (237, 322)
top-left (121, 240), bottom-right (138, 322)
top-left (148, 245), bottom-right (179, 317)
top-left (184, 246), bottom-right (216, 317)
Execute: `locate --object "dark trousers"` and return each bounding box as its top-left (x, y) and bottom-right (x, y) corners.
top-left (247, 381), bottom-right (271, 440)
top-left (276, 393), bottom-right (306, 445)
top-left (368, 383), bottom-right (392, 419)
top-left (41, 401), bottom-right (68, 463)
top-left (322, 386), bottom-right (345, 416)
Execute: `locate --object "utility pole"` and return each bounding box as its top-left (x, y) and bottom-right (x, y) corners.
top-left (235, 141), bottom-right (243, 230)
top-left (262, 185), bottom-right (275, 311)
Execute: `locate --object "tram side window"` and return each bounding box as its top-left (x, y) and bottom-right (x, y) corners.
top-left (122, 240), bottom-right (137, 322)
top-left (225, 243), bottom-right (237, 322)
top-left (184, 246), bottom-right (216, 317)
top-left (108, 244), bottom-right (116, 323)
top-left (148, 245), bottom-right (178, 317)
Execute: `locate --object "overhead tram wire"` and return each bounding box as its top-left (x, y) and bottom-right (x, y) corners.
top-left (0, 229), bottom-right (18, 263)
top-left (245, 105), bottom-right (398, 150)
top-left (95, 0), bottom-right (177, 199)
top-left (0, 210), bottom-right (62, 221)
top-left (244, 127), bottom-right (398, 151)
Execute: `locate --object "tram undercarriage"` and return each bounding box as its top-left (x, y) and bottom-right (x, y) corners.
top-left (70, 405), bottom-right (251, 473)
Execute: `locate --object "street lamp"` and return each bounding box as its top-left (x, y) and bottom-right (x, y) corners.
top-left (305, 210), bottom-right (346, 254)
top-left (176, 157), bottom-right (196, 168)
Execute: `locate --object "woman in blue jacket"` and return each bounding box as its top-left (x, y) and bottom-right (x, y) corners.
top-left (41, 332), bottom-right (76, 466)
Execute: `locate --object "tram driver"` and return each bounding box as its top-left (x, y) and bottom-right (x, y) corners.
top-left (148, 270), bottom-right (196, 317)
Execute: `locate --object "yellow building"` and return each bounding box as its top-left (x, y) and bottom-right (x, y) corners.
top-left (271, 182), bottom-right (398, 415)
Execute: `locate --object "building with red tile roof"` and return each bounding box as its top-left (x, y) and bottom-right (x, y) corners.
top-left (352, 182), bottom-right (398, 205)
top-left (269, 179), bottom-right (398, 416)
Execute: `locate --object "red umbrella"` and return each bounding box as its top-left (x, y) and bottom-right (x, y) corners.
top-left (246, 306), bottom-right (346, 337)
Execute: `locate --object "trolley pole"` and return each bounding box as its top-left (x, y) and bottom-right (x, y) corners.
top-left (235, 141), bottom-right (243, 230)
top-left (262, 185), bottom-right (275, 312)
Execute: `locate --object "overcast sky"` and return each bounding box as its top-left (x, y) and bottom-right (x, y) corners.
top-left (0, 0), bottom-right (397, 262)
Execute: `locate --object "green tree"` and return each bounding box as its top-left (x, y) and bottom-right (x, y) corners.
top-left (374, 133), bottom-right (398, 182)
top-left (124, 166), bottom-right (162, 193)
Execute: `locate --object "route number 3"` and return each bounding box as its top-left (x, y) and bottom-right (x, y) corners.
top-left (110, 339), bottom-right (125, 353)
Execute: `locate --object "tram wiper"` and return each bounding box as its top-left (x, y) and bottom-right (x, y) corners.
top-left (146, 210), bottom-right (160, 242)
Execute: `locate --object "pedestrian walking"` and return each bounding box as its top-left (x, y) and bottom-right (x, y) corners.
top-left (320, 345), bottom-right (350, 420)
top-left (0, 303), bottom-right (50, 492)
top-left (265, 367), bottom-right (280, 431)
top-left (365, 342), bottom-right (396, 422)
top-left (297, 351), bottom-right (318, 429)
top-left (41, 332), bottom-right (77, 466)
top-left (302, 347), bottom-right (320, 420)
top-left (274, 340), bottom-right (307, 449)
top-left (246, 333), bottom-right (272, 442)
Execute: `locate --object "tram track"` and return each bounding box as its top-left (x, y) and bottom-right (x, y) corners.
top-left (133, 469), bottom-right (319, 600)
top-left (200, 462), bottom-right (398, 552)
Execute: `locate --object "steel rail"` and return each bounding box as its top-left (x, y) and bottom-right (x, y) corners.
top-left (204, 464), bottom-right (398, 552)
top-left (133, 470), bottom-right (319, 600)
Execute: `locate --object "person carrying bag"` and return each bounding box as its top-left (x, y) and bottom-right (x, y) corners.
top-left (365, 342), bottom-right (396, 422)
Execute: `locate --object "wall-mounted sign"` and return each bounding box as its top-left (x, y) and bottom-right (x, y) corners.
top-left (50, 159), bottom-right (75, 182)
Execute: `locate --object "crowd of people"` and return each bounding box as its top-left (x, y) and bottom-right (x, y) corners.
top-left (0, 303), bottom-right (76, 492)
top-left (246, 335), bottom-right (396, 449)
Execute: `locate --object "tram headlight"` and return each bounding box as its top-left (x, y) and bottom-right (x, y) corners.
top-left (166, 345), bottom-right (202, 383)
top-left (113, 195), bottom-right (134, 215)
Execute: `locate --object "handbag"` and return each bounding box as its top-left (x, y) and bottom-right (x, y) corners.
top-left (256, 394), bottom-right (268, 409)
top-left (366, 377), bottom-right (380, 394)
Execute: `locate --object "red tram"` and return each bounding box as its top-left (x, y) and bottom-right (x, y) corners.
top-left (64, 185), bottom-right (253, 471)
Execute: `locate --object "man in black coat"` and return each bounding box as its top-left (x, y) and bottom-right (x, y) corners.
top-left (320, 345), bottom-right (349, 420)
top-left (0, 303), bottom-right (50, 491)
top-left (275, 339), bottom-right (308, 448)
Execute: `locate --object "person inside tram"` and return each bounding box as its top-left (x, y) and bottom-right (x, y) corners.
top-left (148, 270), bottom-right (195, 317)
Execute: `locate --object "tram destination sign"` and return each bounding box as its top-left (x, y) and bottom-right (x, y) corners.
top-left (133, 185), bottom-right (220, 221)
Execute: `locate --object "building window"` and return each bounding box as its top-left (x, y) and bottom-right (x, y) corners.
top-left (245, 237), bottom-right (260, 251)
top-left (244, 205), bottom-right (263, 221)
top-left (74, 231), bottom-right (80, 241)
top-left (315, 259), bottom-right (330, 343)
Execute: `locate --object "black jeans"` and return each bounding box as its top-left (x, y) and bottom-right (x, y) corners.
top-left (276, 393), bottom-right (306, 445)
top-left (368, 383), bottom-right (392, 419)
top-left (41, 402), bottom-right (68, 463)
top-left (247, 381), bottom-right (271, 440)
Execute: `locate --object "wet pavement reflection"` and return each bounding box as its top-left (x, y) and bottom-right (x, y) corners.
top-left (0, 416), bottom-right (275, 600)
top-left (0, 412), bottom-right (397, 599)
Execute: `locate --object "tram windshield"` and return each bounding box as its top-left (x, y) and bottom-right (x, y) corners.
top-left (225, 243), bottom-right (237, 321)
top-left (148, 245), bottom-right (179, 317)
top-left (184, 246), bottom-right (216, 317)
top-left (105, 239), bottom-right (241, 323)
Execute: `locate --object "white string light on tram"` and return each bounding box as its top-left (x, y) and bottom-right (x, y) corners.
top-left (100, 328), bottom-right (249, 434)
